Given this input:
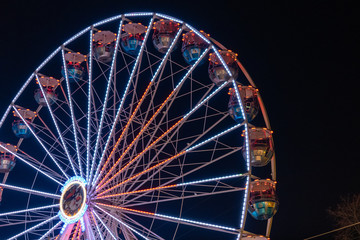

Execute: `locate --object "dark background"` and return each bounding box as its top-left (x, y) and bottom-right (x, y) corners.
top-left (0, 0), bottom-right (358, 239)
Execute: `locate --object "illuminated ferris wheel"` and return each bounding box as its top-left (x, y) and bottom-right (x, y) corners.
top-left (0, 12), bottom-right (278, 240)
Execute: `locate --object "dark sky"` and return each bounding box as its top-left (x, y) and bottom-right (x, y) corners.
top-left (0, 0), bottom-right (358, 239)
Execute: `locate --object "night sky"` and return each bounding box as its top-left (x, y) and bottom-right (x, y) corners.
top-left (0, 0), bottom-right (358, 239)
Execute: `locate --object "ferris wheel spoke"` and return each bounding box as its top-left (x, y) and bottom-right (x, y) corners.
top-left (95, 205), bottom-right (154, 240)
top-left (92, 209), bottom-right (117, 240)
top-left (61, 48), bottom-right (84, 178)
top-left (12, 106), bottom-right (69, 179)
top-left (35, 74), bottom-right (78, 176)
top-left (86, 28), bottom-right (94, 182)
top-left (0, 183), bottom-right (60, 199)
top-left (7, 214), bottom-right (59, 240)
top-left (90, 17), bottom-right (154, 186)
top-left (0, 204), bottom-right (59, 218)
top-left (96, 202), bottom-right (239, 236)
top-left (38, 220), bottom-right (62, 240)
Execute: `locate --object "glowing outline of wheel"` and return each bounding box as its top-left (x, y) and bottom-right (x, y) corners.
top-left (0, 12), bottom-right (276, 240)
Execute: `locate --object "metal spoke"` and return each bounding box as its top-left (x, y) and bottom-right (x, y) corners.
top-left (0, 183), bottom-right (60, 199)
top-left (0, 204), bottom-right (59, 217)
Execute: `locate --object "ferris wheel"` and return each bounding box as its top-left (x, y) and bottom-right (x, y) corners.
top-left (0, 12), bottom-right (278, 240)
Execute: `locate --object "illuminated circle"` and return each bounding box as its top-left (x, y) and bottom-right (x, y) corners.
top-left (59, 177), bottom-right (87, 223)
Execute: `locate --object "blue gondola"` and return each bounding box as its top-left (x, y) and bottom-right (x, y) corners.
top-left (248, 179), bottom-right (279, 220)
top-left (181, 31), bottom-right (209, 65)
top-left (12, 120), bottom-right (31, 138)
top-left (228, 85), bottom-right (259, 122)
top-left (61, 62), bottom-right (84, 82)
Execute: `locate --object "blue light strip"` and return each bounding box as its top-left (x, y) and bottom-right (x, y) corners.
top-left (211, 45), bottom-right (233, 76)
top-left (186, 122), bottom-right (244, 152)
top-left (124, 12), bottom-right (153, 17)
top-left (60, 222), bottom-right (67, 234)
top-left (231, 80), bottom-right (251, 237)
top-left (0, 204), bottom-right (59, 217)
top-left (184, 81), bottom-right (227, 119)
top-left (80, 216), bottom-right (86, 232)
top-left (61, 48), bottom-right (83, 178)
top-left (184, 24), bottom-right (211, 44)
top-left (177, 173), bottom-right (247, 187)
top-left (156, 13), bottom-right (184, 24)
top-left (86, 28), bottom-right (94, 182)
top-left (155, 213), bottom-right (238, 234)
top-left (63, 27), bottom-right (91, 46)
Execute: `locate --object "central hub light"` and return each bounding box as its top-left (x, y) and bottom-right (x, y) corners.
top-left (59, 176), bottom-right (88, 224)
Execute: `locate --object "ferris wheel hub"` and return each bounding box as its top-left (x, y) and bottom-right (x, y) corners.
top-left (59, 176), bottom-right (88, 224)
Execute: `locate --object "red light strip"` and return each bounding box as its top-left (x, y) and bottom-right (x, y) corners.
top-left (97, 81), bottom-right (153, 183)
top-left (97, 151), bottom-right (186, 197)
top-left (96, 116), bottom-right (182, 192)
top-left (71, 221), bottom-right (80, 240)
top-left (97, 183), bottom-right (177, 199)
top-left (96, 202), bottom-right (155, 216)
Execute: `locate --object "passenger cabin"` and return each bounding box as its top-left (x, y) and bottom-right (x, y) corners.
top-left (12, 108), bottom-right (36, 138)
top-left (34, 76), bottom-right (59, 106)
top-left (248, 179), bottom-right (278, 220)
top-left (152, 19), bottom-right (180, 53)
top-left (243, 127), bottom-right (274, 167)
top-left (208, 50), bottom-right (238, 85)
top-left (121, 22), bottom-right (147, 55)
top-left (61, 52), bottom-right (86, 82)
top-left (181, 30), bottom-right (209, 65)
top-left (0, 142), bottom-right (17, 173)
top-left (93, 30), bottom-right (117, 63)
top-left (228, 85), bottom-right (259, 122)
